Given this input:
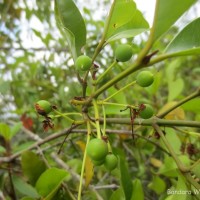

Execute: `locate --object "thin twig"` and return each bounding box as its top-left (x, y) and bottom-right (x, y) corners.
top-left (57, 124), bottom-right (80, 154)
top-left (157, 87), bottom-right (200, 118)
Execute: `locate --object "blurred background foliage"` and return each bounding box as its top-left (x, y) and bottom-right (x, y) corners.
top-left (0, 0), bottom-right (199, 124)
top-left (0, 0), bottom-right (200, 199)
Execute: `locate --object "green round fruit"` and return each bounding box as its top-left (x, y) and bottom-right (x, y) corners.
top-left (35, 100), bottom-right (52, 115)
top-left (139, 104), bottom-right (154, 119)
top-left (92, 159), bottom-right (105, 166)
top-left (87, 138), bottom-right (108, 161)
top-left (75, 55), bottom-right (92, 71)
top-left (136, 71), bottom-right (154, 87)
top-left (104, 154), bottom-right (118, 171)
top-left (115, 44), bottom-right (133, 62)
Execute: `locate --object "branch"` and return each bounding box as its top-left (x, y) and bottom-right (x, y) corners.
top-left (102, 117), bottom-right (200, 128)
top-left (153, 124), bottom-right (200, 191)
top-left (0, 128), bottom-right (170, 164)
top-left (0, 124), bottom-right (79, 164)
top-left (1, 116), bottom-right (199, 164)
top-left (157, 87), bottom-right (200, 118)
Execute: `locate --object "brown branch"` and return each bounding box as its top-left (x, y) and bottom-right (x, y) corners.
top-left (0, 127), bottom-right (170, 164)
top-left (0, 124), bottom-right (79, 164)
top-left (102, 117), bottom-right (200, 128)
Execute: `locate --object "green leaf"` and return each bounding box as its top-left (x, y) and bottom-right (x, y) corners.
top-left (153, 0), bottom-right (196, 41)
top-left (35, 167), bottom-right (70, 200)
top-left (104, 87), bottom-right (129, 115)
top-left (10, 122), bottom-right (22, 138)
top-left (110, 188), bottom-right (125, 200)
top-left (0, 123), bottom-right (11, 141)
top-left (21, 151), bottom-right (47, 185)
top-left (182, 99), bottom-right (200, 113)
top-left (165, 59), bottom-right (184, 101)
top-left (105, 0), bottom-right (149, 42)
top-left (0, 145), bottom-right (6, 154)
top-left (165, 18), bottom-right (200, 56)
top-left (170, 174), bottom-right (188, 200)
top-left (159, 155), bottom-right (190, 177)
top-left (168, 78), bottom-right (184, 102)
top-left (191, 163), bottom-right (200, 179)
top-left (165, 128), bottom-right (181, 154)
top-left (119, 156), bottom-right (133, 200)
top-left (55, 0), bottom-right (86, 60)
top-left (20, 197), bottom-right (35, 200)
top-left (13, 175), bottom-right (40, 198)
top-left (131, 179), bottom-right (144, 200)
top-left (148, 176), bottom-right (166, 195)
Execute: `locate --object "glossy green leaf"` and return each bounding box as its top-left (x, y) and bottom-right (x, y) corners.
top-left (55, 0), bottom-right (86, 60)
top-left (165, 18), bottom-right (200, 56)
top-left (105, 0), bottom-right (149, 42)
top-left (36, 167), bottom-right (70, 200)
top-left (110, 188), bottom-right (125, 200)
top-left (119, 156), bottom-right (133, 200)
top-left (21, 151), bottom-right (47, 185)
top-left (131, 179), bottom-right (144, 200)
top-left (153, 0), bottom-right (196, 41)
top-left (13, 175), bottom-right (40, 198)
top-left (0, 123), bottom-right (11, 141)
top-left (148, 176), bottom-right (166, 195)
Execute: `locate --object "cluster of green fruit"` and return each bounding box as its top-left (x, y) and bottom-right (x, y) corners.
top-left (75, 44), bottom-right (133, 72)
top-left (75, 44), bottom-right (155, 120)
top-left (136, 70), bottom-right (154, 119)
top-left (87, 138), bottom-right (118, 171)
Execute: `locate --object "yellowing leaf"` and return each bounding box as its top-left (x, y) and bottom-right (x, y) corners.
top-left (119, 133), bottom-right (130, 140)
top-left (150, 157), bottom-right (162, 168)
top-left (158, 101), bottom-right (185, 120)
top-left (76, 140), bottom-right (94, 187)
top-left (85, 155), bottom-right (94, 188)
top-left (76, 140), bottom-right (86, 152)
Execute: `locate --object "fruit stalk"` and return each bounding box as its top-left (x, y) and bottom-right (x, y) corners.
top-left (153, 123), bottom-right (188, 172)
top-left (103, 81), bottom-right (136, 102)
top-left (93, 99), bottom-right (102, 139)
top-left (78, 120), bottom-right (91, 200)
top-left (94, 60), bottom-right (117, 85)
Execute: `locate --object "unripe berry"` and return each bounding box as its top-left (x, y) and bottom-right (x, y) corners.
top-left (104, 154), bottom-right (118, 171)
top-left (115, 44), bottom-right (133, 62)
top-left (35, 100), bottom-right (52, 116)
top-left (92, 159), bottom-right (105, 166)
top-left (139, 104), bottom-right (154, 119)
top-left (136, 71), bottom-right (154, 87)
top-left (75, 55), bottom-right (92, 71)
top-left (87, 138), bottom-right (108, 161)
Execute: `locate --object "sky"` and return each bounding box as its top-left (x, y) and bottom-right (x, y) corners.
top-left (134, 0), bottom-right (155, 25)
